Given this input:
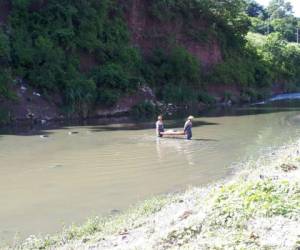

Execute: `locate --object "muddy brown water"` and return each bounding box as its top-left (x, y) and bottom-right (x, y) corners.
top-left (1, 108), bottom-right (300, 244)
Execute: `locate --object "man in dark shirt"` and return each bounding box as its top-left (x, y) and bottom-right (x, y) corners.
top-left (184, 115), bottom-right (194, 140)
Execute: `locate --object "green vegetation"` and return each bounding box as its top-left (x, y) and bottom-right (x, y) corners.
top-left (0, 0), bottom-right (300, 116)
top-left (143, 46), bottom-right (202, 104)
top-left (247, 32), bottom-right (300, 89)
top-left (0, 29), bottom-right (12, 99)
top-left (6, 0), bottom-right (142, 115)
top-left (212, 179), bottom-right (300, 228)
top-left (131, 100), bottom-right (158, 118)
top-left (148, 0), bottom-right (249, 45)
top-left (0, 108), bottom-right (11, 125)
top-left (247, 0), bottom-right (299, 42)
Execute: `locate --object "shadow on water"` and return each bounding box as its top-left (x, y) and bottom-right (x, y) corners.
top-left (160, 137), bottom-right (218, 142)
top-left (199, 105), bottom-right (300, 118)
top-left (88, 120), bottom-right (219, 133)
top-left (0, 126), bottom-right (54, 137)
top-left (1, 103), bottom-right (300, 136)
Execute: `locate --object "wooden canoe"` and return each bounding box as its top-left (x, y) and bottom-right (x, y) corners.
top-left (161, 130), bottom-right (185, 136)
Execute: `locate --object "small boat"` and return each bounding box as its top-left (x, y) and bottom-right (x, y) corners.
top-left (161, 130), bottom-right (185, 137)
top-left (40, 135), bottom-right (49, 139)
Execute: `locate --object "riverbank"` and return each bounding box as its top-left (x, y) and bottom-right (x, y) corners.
top-left (0, 81), bottom-right (285, 127)
top-left (9, 138), bottom-right (300, 250)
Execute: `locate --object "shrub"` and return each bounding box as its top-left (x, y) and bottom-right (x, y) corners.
top-left (197, 91), bottom-right (216, 105)
top-left (0, 69), bottom-right (13, 99)
top-left (212, 179), bottom-right (300, 228)
top-left (64, 66), bottom-right (97, 117)
top-left (162, 84), bottom-right (198, 104)
top-left (131, 101), bottom-right (157, 118)
top-left (8, 0), bottom-right (143, 114)
top-left (0, 108), bottom-right (11, 125)
top-left (144, 46), bottom-right (202, 104)
top-left (97, 89), bottom-right (121, 107)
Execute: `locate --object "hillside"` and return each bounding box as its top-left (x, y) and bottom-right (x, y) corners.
top-left (0, 0), bottom-right (300, 124)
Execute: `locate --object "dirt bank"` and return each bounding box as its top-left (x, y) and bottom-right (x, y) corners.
top-left (124, 0), bottom-right (222, 68)
top-left (0, 82), bottom-right (243, 126)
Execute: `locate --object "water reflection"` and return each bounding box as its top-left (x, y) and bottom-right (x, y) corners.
top-left (155, 137), bottom-right (194, 165)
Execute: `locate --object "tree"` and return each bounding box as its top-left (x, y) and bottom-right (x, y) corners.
top-left (267, 0), bottom-right (293, 19)
top-left (271, 16), bottom-right (298, 42)
top-left (245, 0), bottom-right (268, 19)
top-left (0, 29), bottom-right (12, 98)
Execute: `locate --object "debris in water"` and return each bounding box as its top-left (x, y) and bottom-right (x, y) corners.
top-left (20, 85), bottom-right (27, 92)
top-left (111, 209), bottom-right (121, 215)
top-left (280, 163), bottom-right (298, 172)
top-left (68, 131), bottom-right (79, 135)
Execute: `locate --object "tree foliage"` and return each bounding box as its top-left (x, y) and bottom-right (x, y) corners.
top-left (0, 0), bottom-right (300, 112)
top-left (248, 0), bottom-right (299, 42)
top-left (245, 0), bottom-right (268, 19)
top-left (8, 0), bottom-right (141, 113)
top-left (267, 0), bottom-right (293, 19)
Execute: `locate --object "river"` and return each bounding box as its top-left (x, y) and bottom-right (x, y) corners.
top-left (1, 107), bottom-right (300, 244)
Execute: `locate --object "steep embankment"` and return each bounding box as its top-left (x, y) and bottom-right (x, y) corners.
top-left (0, 0), bottom-right (230, 124)
top-left (0, 0), bottom-right (270, 123)
top-left (124, 0), bottom-right (222, 68)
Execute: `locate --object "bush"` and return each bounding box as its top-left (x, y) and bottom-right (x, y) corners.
top-left (0, 69), bottom-right (13, 99)
top-left (144, 46), bottom-right (202, 104)
top-left (63, 65), bottom-right (97, 116)
top-left (0, 108), bottom-right (11, 125)
top-left (162, 84), bottom-right (198, 104)
top-left (240, 87), bottom-right (269, 103)
top-left (4, 0), bottom-right (146, 114)
top-left (92, 63), bottom-right (130, 90)
top-left (131, 101), bottom-right (157, 118)
top-left (197, 91), bottom-right (216, 105)
top-left (213, 179), bottom-right (300, 228)
top-left (64, 79), bottom-right (96, 117)
top-left (97, 88), bottom-right (121, 107)
top-left (0, 29), bottom-right (10, 64)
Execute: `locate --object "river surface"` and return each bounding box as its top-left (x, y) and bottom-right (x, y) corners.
top-left (1, 107), bottom-right (300, 244)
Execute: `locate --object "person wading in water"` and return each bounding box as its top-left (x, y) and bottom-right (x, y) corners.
top-left (184, 116), bottom-right (194, 140)
top-left (155, 115), bottom-right (165, 137)
top-left (156, 115), bottom-right (165, 137)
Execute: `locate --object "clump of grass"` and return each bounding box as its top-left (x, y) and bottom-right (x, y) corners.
top-left (210, 179), bottom-right (300, 228)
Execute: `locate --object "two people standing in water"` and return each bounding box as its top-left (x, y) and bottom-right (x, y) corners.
top-left (156, 115), bottom-right (194, 140)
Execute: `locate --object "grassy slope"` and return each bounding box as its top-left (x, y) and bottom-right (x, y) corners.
top-left (8, 140), bottom-right (300, 250)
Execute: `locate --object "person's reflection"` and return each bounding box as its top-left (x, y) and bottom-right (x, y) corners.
top-left (156, 137), bottom-right (163, 162)
top-left (155, 137), bottom-right (195, 166)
